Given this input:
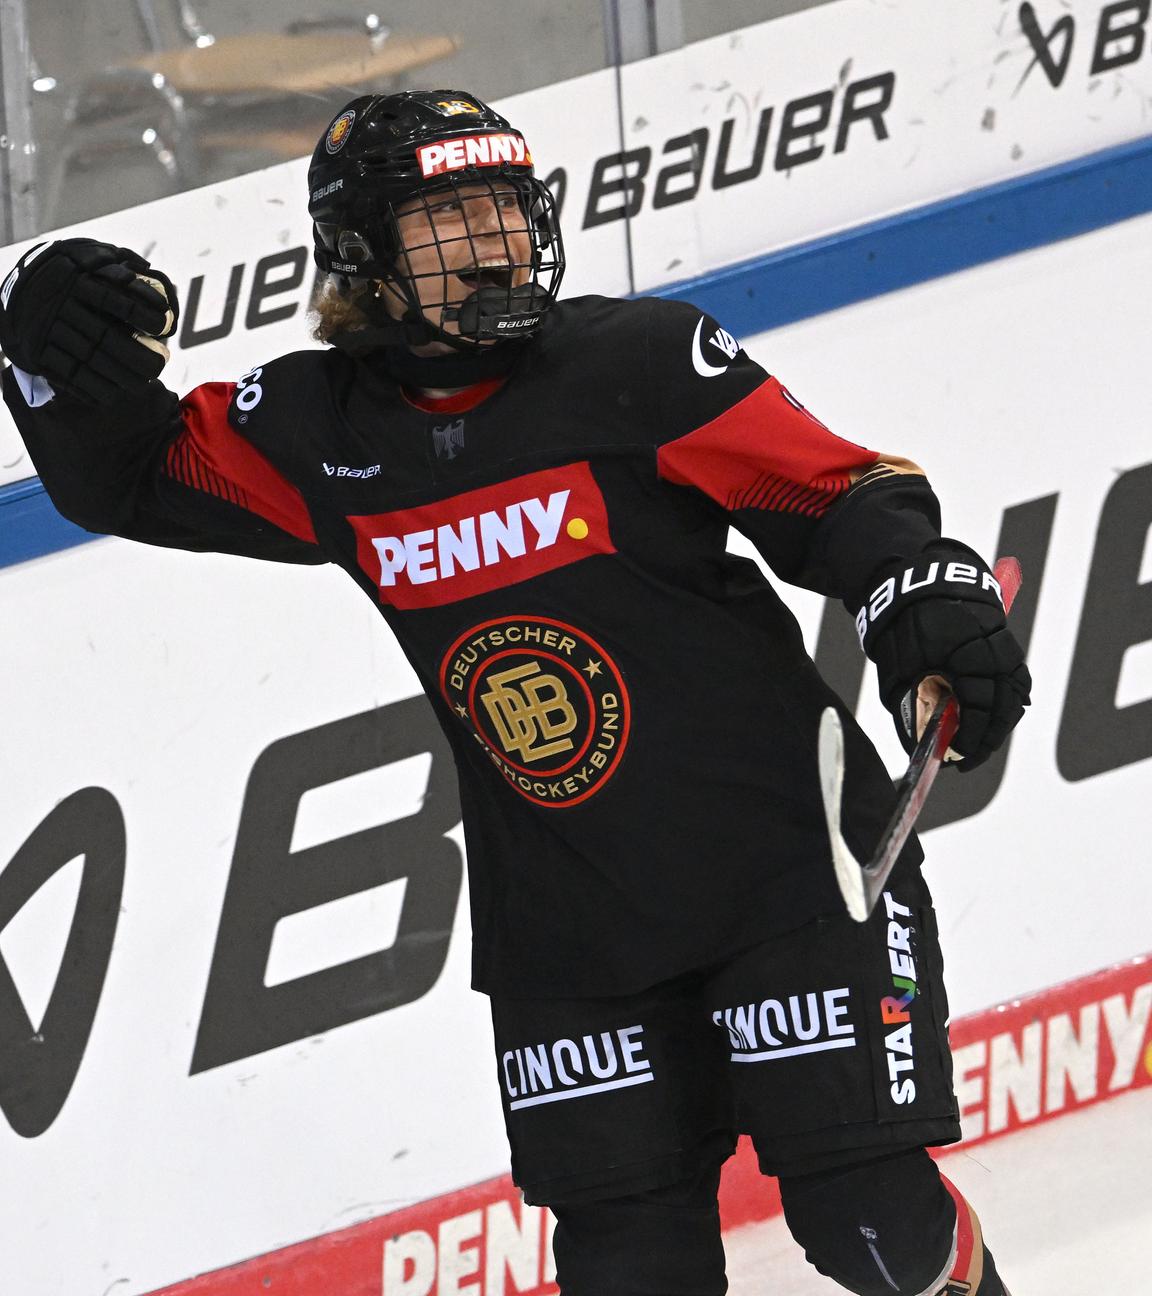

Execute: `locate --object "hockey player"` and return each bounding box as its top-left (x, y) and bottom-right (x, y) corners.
top-left (0, 92), bottom-right (1028, 1295)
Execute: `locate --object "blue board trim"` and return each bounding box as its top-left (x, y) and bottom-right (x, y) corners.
top-left (0, 474), bottom-right (96, 564)
top-left (651, 132), bottom-right (1152, 333)
top-left (4, 132), bottom-right (1152, 569)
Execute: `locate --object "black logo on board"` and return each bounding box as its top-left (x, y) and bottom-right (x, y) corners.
top-left (0, 788), bottom-right (126, 1137)
top-left (1016, 1), bottom-right (1151, 93)
top-left (191, 697), bottom-right (462, 1073)
top-left (1018, 2), bottom-right (1076, 87)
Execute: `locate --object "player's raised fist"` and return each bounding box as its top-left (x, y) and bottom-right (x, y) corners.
top-left (0, 237), bottom-right (180, 404)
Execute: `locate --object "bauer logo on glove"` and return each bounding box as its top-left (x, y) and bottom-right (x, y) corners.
top-left (855, 558), bottom-right (1006, 649)
top-left (0, 237), bottom-right (180, 405)
top-left (856, 540), bottom-right (1032, 772)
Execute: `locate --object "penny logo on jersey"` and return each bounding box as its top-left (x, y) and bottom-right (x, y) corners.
top-left (349, 463), bottom-right (615, 610)
top-left (440, 616), bottom-right (631, 808)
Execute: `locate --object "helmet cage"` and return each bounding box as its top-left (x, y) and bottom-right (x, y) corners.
top-left (316, 171), bottom-right (564, 347)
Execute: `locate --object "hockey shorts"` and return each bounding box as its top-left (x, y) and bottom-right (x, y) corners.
top-left (489, 867), bottom-right (961, 1206)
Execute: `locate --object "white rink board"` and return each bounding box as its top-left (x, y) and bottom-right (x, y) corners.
top-left (616, 0), bottom-right (1152, 287)
top-left (1, 207), bottom-right (1150, 1296)
top-left (5, 0), bottom-right (1152, 486)
top-left (0, 543), bottom-right (509, 1295)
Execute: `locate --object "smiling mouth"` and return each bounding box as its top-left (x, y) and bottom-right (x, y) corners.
top-left (454, 258), bottom-right (514, 291)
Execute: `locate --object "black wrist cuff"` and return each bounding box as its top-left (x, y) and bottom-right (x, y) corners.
top-left (854, 540), bottom-right (1005, 657)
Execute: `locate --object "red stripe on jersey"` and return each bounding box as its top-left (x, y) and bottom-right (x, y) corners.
top-left (656, 377), bottom-right (878, 518)
top-left (166, 383), bottom-right (317, 544)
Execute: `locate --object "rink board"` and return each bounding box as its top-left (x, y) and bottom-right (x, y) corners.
top-left (143, 953), bottom-right (1152, 1295)
top-left (4, 210), bottom-right (1151, 1294)
top-left (2, 3), bottom-right (1152, 1294)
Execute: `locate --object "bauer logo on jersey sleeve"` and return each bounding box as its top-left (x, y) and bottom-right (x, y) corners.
top-left (440, 615), bottom-right (631, 808)
top-left (349, 463), bottom-right (614, 610)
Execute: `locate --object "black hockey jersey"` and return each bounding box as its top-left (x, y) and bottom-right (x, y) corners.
top-left (6, 294), bottom-right (942, 997)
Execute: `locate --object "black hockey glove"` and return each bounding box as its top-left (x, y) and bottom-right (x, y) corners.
top-left (0, 237), bottom-right (179, 404)
top-left (855, 541), bottom-right (1031, 772)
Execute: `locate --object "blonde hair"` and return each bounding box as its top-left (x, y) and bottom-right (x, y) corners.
top-left (308, 277), bottom-right (377, 346)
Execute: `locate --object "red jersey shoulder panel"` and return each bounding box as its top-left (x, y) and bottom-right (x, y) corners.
top-left (166, 382), bottom-right (318, 545)
top-left (656, 375), bottom-right (878, 517)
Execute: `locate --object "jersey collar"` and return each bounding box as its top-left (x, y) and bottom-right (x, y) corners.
top-left (400, 377), bottom-right (506, 414)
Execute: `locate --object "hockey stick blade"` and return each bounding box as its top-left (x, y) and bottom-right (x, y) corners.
top-left (818, 705), bottom-right (868, 920)
top-left (821, 556), bottom-right (1023, 922)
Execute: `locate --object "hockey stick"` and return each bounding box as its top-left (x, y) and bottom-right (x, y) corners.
top-left (819, 556), bottom-right (1023, 922)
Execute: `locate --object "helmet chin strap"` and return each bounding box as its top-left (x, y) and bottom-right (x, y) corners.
top-left (328, 277), bottom-right (532, 387)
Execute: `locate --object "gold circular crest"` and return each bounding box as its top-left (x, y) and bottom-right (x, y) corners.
top-left (325, 109), bottom-right (356, 155)
top-left (440, 616), bottom-right (631, 808)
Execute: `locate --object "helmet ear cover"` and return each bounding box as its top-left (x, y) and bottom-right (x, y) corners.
top-left (335, 229), bottom-right (376, 265)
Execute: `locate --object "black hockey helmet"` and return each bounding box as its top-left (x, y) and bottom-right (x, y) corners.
top-left (308, 90), bottom-right (565, 349)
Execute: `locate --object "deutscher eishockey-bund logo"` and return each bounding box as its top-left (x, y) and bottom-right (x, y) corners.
top-left (440, 614), bottom-right (631, 808)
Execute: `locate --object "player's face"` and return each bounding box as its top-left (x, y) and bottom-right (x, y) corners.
top-left (385, 183), bottom-right (532, 341)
